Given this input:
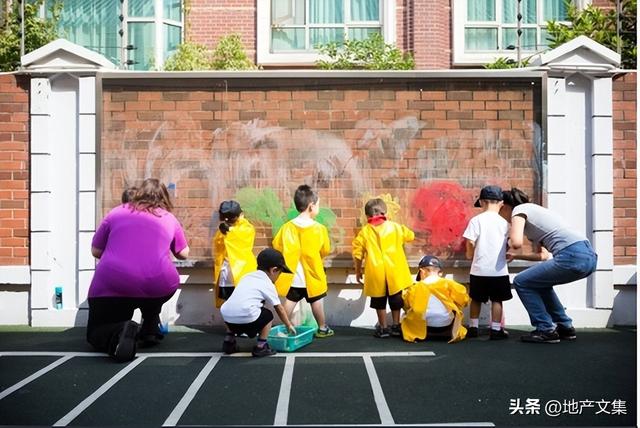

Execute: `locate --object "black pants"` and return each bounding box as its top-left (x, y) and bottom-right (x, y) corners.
top-left (86, 293), bottom-right (174, 354)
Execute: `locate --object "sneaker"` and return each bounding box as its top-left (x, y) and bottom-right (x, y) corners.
top-left (373, 326), bottom-right (390, 338)
top-left (489, 328), bottom-right (509, 340)
top-left (222, 339), bottom-right (239, 355)
top-left (390, 324), bottom-right (402, 337)
top-left (252, 343), bottom-right (276, 358)
top-left (466, 327), bottom-right (479, 338)
top-left (113, 320), bottom-right (139, 363)
top-left (520, 329), bottom-right (560, 344)
top-left (556, 325), bottom-right (577, 341)
top-left (315, 326), bottom-right (335, 338)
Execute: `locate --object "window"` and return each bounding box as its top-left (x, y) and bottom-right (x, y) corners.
top-left (257, 0), bottom-right (396, 66)
top-left (453, 0), bottom-right (576, 65)
top-left (46, 0), bottom-right (182, 70)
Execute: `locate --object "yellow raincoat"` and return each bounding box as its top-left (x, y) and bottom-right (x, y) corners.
top-left (212, 217), bottom-right (257, 308)
top-left (352, 221), bottom-right (414, 297)
top-left (401, 277), bottom-right (470, 343)
top-left (272, 220), bottom-right (330, 298)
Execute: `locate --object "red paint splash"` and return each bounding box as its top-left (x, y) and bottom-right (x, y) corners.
top-left (410, 182), bottom-right (474, 253)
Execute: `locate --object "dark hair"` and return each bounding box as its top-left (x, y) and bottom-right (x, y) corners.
top-left (364, 198), bottom-right (387, 217)
top-left (502, 187), bottom-right (530, 207)
top-left (219, 200), bottom-right (242, 223)
top-left (293, 184), bottom-right (318, 212)
top-left (130, 178), bottom-right (173, 214)
top-left (121, 187), bottom-right (137, 204)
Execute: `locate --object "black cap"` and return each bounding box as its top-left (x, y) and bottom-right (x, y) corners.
top-left (219, 200), bottom-right (242, 221)
top-left (417, 255), bottom-right (443, 281)
top-left (257, 248), bottom-right (293, 274)
top-left (474, 185), bottom-right (503, 207)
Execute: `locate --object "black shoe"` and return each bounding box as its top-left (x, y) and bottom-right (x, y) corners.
top-left (113, 321), bottom-right (139, 362)
top-left (252, 343), bottom-right (276, 358)
top-left (373, 326), bottom-right (390, 338)
top-left (466, 327), bottom-right (479, 338)
top-left (222, 339), bottom-right (239, 355)
top-left (489, 328), bottom-right (509, 340)
top-left (556, 325), bottom-right (577, 341)
top-left (390, 324), bottom-right (402, 337)
top-left (521, 329), bottom-right (560, 344)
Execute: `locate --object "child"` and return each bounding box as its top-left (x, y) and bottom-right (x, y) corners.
top-left (121, 186), bottom-right (137, 204)
top-left (220, 248), bottom-right (296, 357)
top-left (401, 255), bottom-right (470, 343)
top-left (213, 200), bottom-right (257, 308)
top-left (352, 198), bottom-right (414, 338)
top-left (462, 185), bottom-right (512, 340)
top-left (272, 184), bottom-right (334, 338)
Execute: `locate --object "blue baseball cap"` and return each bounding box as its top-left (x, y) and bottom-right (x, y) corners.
top-left (474, 185), bottom-right (503, 207)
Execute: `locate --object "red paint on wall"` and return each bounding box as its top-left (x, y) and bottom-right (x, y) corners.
top-left (410, 182), bottom-right (474, 254)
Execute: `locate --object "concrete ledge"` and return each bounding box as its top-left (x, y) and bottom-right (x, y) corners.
top-left (0, 266), bottom-right (31, 285)
top-left (31, 308), bottom-right (88, 327)
top-left (613, 265), bottom-right (637, 285)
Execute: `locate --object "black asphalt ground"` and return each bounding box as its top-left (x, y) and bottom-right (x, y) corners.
top-left (0, 326), bottom-right (636, 427)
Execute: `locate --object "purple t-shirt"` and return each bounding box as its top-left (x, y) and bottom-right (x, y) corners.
top-left (89, 204), bottom-right (188, 298)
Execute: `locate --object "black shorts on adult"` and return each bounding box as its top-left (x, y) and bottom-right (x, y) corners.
top-left (286, 287), bottom-right (326, 304)
top-left (225, 307), bottom-right (273, 338)
top-left (370, 291), bottom-right (403, 310)
top-left (469, 274), bottom-right (512, 303)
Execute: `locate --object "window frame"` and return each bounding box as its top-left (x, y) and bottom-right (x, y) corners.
top-left (452, 0), bottom-right (585, 66)
top-left (257, 0), bottom-right (396, 66)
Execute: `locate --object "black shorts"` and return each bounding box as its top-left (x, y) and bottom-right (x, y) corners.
top-left (469, 274), bottom-right (512, 303)
top-left (286, 287), bottom-right (326, 304)
top-left (218, 286), bottom-right (234, 300)
top-left (225, 307), bottom-right (273, 338)
top-left (370, 291), bottom-right (403, 310)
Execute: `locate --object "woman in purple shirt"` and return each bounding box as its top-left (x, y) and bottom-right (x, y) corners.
top-left (87, 178), bottom-right (189, 362)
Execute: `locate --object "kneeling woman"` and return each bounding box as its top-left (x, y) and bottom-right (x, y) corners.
top-left (401, 256), bottom-right (470, 343)
top-left (87, 178), bottom-right (189, 362)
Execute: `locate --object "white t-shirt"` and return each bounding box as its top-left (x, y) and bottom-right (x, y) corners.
top-left (421, 276), bottom-right (454, 327)
top-left (218, 259), bottom-right (234, 288)
top-left (462, 211), bottom-right (509, 277)
top-left (220, 270), bottom-right (282, 324)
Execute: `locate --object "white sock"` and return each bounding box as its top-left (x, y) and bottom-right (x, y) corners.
top-left (469, 318), bottom-right (479, 328)
top-left (491, 321), bottom-right (502, 331)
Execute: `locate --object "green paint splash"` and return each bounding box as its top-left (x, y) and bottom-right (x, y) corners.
top-left (234, 187), bottom-right (286, 236)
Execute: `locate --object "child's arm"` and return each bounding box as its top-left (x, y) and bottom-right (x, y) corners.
top-left (401, 224), bottom-right (415, 243)
top-left (353, 258), bottom-right (364, 284)
top-left (272, 225), bottom-right (284, 252)
top-left (274, 304), bottom-right (297, 335)
top-left (465, 239), bottom-right (475, 260)
top-left (352, 230), bottom-right (366, 285)
top-left (320, 226), bottom-right (331, 258)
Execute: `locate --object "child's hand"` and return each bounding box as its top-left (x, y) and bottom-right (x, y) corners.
top-left (219, 223), bottom-right (230, 235)
top-left (287, 325), bottom-right (297, 336)
top-left (356, 272), bottom-right (364, 285)
top-left (506, 252), bottom-right (515, 263)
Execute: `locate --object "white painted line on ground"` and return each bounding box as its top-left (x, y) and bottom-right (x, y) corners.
top-left (273, 355), bottom-right (295, 426)
top-left (363, 355), bottom-right (394, 426)
top-left (0, 351), bottom-right (436, 358)
top-left (162, 355), bottom-right (221, 427)
top-left (0, 355), bottom-right (73, 400)
top-left (52, 356), bottom-right (147, 427)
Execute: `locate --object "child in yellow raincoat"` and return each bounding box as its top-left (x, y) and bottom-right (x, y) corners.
top-left (352, 198), bottom-right (414, 338)
top-left (213, 200), bottom-right (257, 308)
top-left (401, 255), bottom-right (470, 343)
top-left (272, 184), bottom-right (334, 338)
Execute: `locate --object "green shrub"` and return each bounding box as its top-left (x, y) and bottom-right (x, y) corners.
top-left (0, 0), bottom-right (61, 72)
top-left (316, 32), bottom-right (414, 70)
top-left (546, 0), bottom-right (636, 69)
top-left (164, 34), bottom-right (255, 71)
top-left (163, 41), bottom-right (212, 71)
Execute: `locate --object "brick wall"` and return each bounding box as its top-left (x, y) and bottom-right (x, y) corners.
top-left (186, 0), bottom-right (256, 59)
top-left (0, 74), bottom-right (29, 265)
top-left (408, 0), bottom-right (452, 68)
top-left (101, 77), bottom-right (540, 262)
top-left (612, 72), bottom-right (636, 265)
